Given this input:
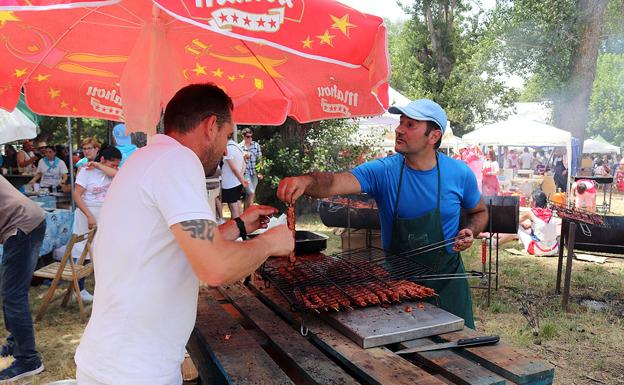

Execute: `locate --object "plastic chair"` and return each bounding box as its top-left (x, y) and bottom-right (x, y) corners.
top-left (33, 228), bottom-right (96, 322)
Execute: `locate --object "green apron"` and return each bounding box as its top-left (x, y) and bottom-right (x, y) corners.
top-left (389, 155), bottom-right (475, 329)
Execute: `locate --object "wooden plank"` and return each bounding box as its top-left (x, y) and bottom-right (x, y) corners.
top-left (194, 288), bottom-right (294, 385)
top-left (251, 284), bottom-right (446, 385)
top-left (219, 283), bottom-right (359, 385)
top-left (435, 329), bottom-right (554, 385)
top-left (397, 339), bottom-right (506, 385)
top-left (187, 329), bottom-right (227, 385)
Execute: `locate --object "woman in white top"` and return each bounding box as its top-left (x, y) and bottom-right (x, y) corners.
top-left (72, 146), bottom-right (121, 301)
top-left (221, 134), bottom-right (247, 218)
top-left (482, 150), bottom-right (500, 196)
top-left (28, 146), bottom-right (68, 190)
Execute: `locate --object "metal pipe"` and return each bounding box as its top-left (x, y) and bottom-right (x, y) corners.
top-left (66, 117), bottom-right (75, 211)
top-left (562, 222), bottom-right (576, 311)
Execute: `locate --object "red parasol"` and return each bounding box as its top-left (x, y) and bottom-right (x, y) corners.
top-left (0, 0), bottom-right (389, 134)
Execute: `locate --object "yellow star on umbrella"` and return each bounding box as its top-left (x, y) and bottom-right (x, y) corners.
top-left (301, 36), bottom-right (313, 49)
top-left (192, 62), bottom-right (207, 76)
top-left (0, 12), bottom-right (20, 27)
top-left (317, 30), bottom-right (335, 47)
top-left (227, 75), bottom-right (237, 82)
top-left (48, 88), bottom-right (60, 99)
top-left (34, 74), bottom-right (50, 82)
top-left (330, 14), bottom-right (357, 37)
top-left (60, 101), bottom-right (68, 108)
top-left (211, 68), bottom-right (224, 78)
top-left (14, 68), bottom-right (27, 78)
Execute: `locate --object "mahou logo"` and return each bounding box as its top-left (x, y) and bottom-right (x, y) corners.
top-left (185, 0), bottom-right (304, 33)
top-left (81, 82), bottom-right (124, 119)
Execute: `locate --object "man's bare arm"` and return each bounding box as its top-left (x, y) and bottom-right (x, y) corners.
top-left (277, 171), bottom-right (361, 203)
top-left (464, 198), bottom-right (489, 235)
top-left (171, 219), bottom-right (293, 286)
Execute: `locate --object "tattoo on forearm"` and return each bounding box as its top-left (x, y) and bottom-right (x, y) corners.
top-left (180, 220), bottom-right (216, 241)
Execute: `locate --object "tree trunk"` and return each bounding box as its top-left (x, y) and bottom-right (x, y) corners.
top-left (553, 0), bottom-right (608, 153)
top-left (422, 1), bottom-right (454, 79)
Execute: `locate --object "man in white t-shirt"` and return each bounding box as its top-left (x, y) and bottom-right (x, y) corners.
top-left (221, 133), bottom-right (247, 218)
top-left (74, 83), bottom-right (294, 385)
top-left (519, 147), bottom-right (533, 170)
top-left (16, 140), bottom-right (37, 176)
top-left (28, 146), bottom-right (68, 190)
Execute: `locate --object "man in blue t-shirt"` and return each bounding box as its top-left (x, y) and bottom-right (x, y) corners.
top-left (277, 99), bottom-right (488, 328)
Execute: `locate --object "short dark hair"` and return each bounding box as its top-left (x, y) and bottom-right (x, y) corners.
top-left (45, 145), bottom-right (56, 152)
top-left (98, 146), bottom-right (122, 161)
top-left (576, 183), bottom-right (587, 194)
top-left (533, 191), bottom-right (547, 208)
top-left (164, 83), bottom-right (233, 135)
top-left (424, 121), bottom-right (442, 149)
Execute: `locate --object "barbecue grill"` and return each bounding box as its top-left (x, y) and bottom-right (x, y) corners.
top-left (260, 246), bottom-right (483, 315)
top-left (319, 194), bottom-right (380, 230)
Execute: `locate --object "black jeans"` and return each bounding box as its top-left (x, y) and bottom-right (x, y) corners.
top-left (1, 220), bottom-right (46, 363)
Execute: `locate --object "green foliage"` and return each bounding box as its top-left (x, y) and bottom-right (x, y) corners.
top-left (490, 0), bottom-right (580, 97)
top-left (254, 119), bottom-right (376, 210)
top-left (588, 53), bottom-right (624, 145)
top-left (37, 117), bottom-right (109, 148)
top-left (387, 1), bottom-right (518, 135)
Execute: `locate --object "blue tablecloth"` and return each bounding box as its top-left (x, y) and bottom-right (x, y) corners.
top-left (0, 209), bottom-right (73, 260)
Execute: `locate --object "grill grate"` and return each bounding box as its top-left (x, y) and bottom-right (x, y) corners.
top-left (260, 246), bottom-right (483, 313)
top-left (549, 202), bottom-right (607, 226)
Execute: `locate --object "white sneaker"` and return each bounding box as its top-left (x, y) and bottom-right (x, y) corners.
top-left (80, 289), bottom-right (94, 302)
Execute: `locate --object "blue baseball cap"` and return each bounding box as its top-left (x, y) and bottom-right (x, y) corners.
top-left (388, 99), bottom-right (447, 133)
top-left (112, 123), bottom-right (132, 146)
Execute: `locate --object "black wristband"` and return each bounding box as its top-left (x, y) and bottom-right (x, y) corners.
top-left (234, 217), bottom-right (247, 240)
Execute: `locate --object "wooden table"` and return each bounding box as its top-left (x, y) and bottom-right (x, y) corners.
top-left (188, 282), bottom-right (555, 385)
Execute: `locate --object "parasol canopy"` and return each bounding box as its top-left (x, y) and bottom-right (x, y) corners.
top-left (0, 0), bottom-right (389, 134)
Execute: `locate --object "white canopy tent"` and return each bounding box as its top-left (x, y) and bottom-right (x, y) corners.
top-left (0, 107), bottom-right (37, 145)
top-left (439, 125), bottom-right (464, 149)
top-left (583, 138), bottom-right (620, 154)
top-left (462, 117), bottom-right (573, 188)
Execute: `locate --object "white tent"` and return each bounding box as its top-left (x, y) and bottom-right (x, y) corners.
top-left (0, 108), bottom-right (37, 145)
top-left (355, 87), bottom-right (410, 151)
top-left (583, 138), bottom-right (620, 154)
top-left (462, 117), bottom-right (573, 187)
top-left (439, 125), bottom-right (464, 149)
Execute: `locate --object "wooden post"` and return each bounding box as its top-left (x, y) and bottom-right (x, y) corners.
top-left (562, 222), bottom-right (576, 311)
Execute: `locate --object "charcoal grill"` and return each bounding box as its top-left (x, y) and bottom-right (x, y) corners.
top-left (259, 246), bottom-right (483, 315)
top-left (319, 194), bottom-right (380, 229)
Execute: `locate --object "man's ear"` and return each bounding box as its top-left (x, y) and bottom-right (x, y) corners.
top-left (201, 115), bottom-right (219, 141)
top-left (429, 129), bottom-right (442, 145)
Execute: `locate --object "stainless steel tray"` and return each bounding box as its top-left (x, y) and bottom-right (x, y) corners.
top-left (321, 301), bottom-right (464, 348)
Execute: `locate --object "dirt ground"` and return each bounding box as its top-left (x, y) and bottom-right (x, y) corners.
top-left (1, 192), bottom-right (623, 384)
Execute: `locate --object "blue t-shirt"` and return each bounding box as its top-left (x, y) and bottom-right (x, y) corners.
top-left (352, 153), bottom-right (481, 251)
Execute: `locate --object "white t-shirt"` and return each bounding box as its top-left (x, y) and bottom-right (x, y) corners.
top-left (75, 134), bottom-right (214, 385)
top-left (221, 139), bottom-right (245, 189)
top-left (36, 157), bottom-right (68, 187)
top-left (519, 152), bottom-right (533, 169)
top-left (75, 167), bottom-right (113, 205)
top-left (482, 160), bottom-right (499, 174)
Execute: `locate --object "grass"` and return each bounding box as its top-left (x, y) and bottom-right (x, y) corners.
top-left (2, 193), bottom-right (624, 384)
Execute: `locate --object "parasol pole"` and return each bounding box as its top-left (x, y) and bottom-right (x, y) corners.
top-left (66, 117), bottom-right (75, 211)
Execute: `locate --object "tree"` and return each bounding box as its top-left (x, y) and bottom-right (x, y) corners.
top-left (492, 0), bottom-right (611, 147)
top-left (587, 53), bottom-right (624, 145)
top-left (251, 118), bottom-right (379, 210)
top-left (388, 1), bottom-right (518, 134)
top-left (37, 117), bottom-right (110, 148)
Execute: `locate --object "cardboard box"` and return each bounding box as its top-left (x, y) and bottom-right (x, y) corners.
top-left (341, 229), bottom-right (381, 251)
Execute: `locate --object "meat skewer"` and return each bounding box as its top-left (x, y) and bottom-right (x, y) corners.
top-left (287, 203), bottom-right (296, 264)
